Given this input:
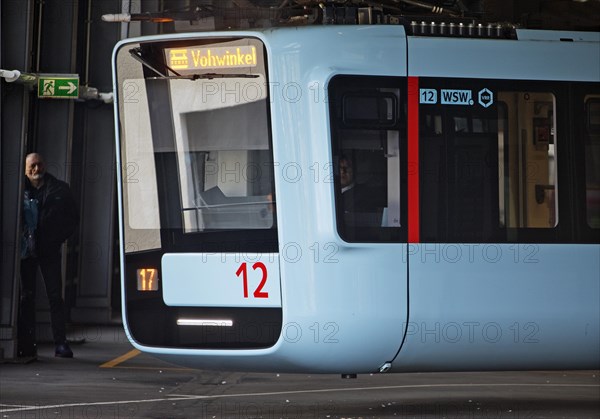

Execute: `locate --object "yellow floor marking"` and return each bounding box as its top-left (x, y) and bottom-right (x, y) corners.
top-left (107, 365), bottom-right (194, 371)
top-left (99, 349), bottom-right (141, 368)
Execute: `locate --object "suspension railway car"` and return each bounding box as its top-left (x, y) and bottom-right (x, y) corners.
top-left (112, 20), bottom-right (600, 374)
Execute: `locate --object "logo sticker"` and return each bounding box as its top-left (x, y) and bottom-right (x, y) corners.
top-left (478, 88), bottom-right (494, 108)
top-left (420, 88), bottom-right (438, 104)
top-left (418, 87), bottom-right (495, 108)
top-left (441, 89), bottom-right (473, 105)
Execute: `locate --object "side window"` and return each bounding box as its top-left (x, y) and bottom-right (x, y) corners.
top-left (420, 96), bottom-right (502, 242)
top-left (328, 76), bottom-right (405, 243)
top-left (498, 92), bottom-right (558, 231)
top-left (419, 79), bottom-right (559, 242)
top-left (584, 97), bottom-right (600, 228)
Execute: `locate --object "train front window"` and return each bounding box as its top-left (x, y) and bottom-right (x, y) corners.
top-left (115, 38), bottom-right (275, 253)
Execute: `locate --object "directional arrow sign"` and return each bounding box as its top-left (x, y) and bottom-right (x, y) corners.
top-left (38, 76), bottom-right (79, 99)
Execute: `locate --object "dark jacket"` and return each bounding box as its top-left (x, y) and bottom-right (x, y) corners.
top-left (25, 173), bottom-right (79, 257)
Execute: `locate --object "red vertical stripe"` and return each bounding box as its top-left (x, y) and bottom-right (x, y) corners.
top-left (407, 77), bottom-right (420, 243)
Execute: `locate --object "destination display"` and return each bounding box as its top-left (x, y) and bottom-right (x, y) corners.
top-left (165, 45), bottom-right (258, 71)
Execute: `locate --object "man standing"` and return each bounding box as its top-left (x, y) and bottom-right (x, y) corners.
top-left (18, 153), bottom-right (79, 358)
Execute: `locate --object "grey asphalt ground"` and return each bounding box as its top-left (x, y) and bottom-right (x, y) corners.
top-left (1, 325), bottom-right (598, 418)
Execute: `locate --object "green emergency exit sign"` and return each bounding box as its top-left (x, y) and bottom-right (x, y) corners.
top-left (38, 76), bottom-right (79, 99)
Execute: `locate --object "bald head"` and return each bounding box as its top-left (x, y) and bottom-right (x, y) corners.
top-left (25, 153), bottom-right (46, 188)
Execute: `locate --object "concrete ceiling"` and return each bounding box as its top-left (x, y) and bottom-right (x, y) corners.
top-left (240, 0), bottom-right (600, 29)
top-left (479, 0), bottom-right (600, 31)
top-left (153, 0), bottom-right (600, 31)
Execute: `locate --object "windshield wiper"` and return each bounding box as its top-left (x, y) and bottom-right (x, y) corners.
top-left (147, 73), bottom-right (260, 80)
top-left (129, 47), bottom-right (180, 78)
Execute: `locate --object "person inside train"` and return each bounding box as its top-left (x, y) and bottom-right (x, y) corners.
top-left (339, 155), bottom-right (356, 203)
top-left (339, 155), bottom-right (371, 219)
top-left (341, 154), bottom-right (374, 211)
top-left (339, 152), bottom-right (388, 237)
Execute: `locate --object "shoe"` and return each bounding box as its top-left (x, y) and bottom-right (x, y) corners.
top-left (55, 343), bottom-right (73, 358)
top-left (17, 344), bottom-right (37, 359)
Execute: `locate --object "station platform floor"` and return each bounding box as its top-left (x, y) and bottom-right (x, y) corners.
top-left (1, 325), bottom-right (599, 418)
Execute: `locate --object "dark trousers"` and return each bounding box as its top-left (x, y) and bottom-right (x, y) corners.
top-left (18, 255), bottom-right (67, 349)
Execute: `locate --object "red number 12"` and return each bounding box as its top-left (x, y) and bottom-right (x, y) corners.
top-left (235, 262), bottom-right (269, 299)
